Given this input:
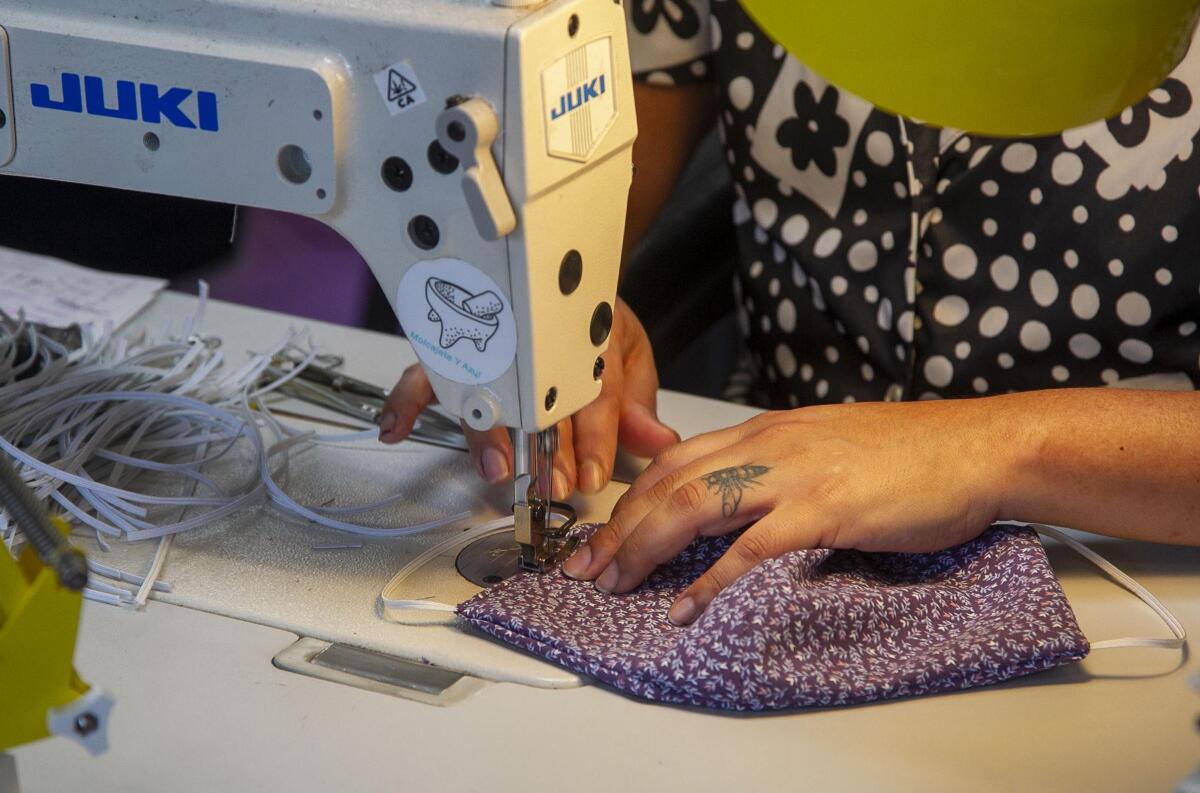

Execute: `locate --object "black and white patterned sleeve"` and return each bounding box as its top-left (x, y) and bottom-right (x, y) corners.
top-left (625, 0), bottom-right (714, 85)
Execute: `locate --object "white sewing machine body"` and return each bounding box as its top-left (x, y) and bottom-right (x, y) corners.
top-left (0, 0), bottom-right (635, 435)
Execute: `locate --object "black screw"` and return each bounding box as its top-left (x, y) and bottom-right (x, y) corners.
top-left (593, 356), bottom-right (605, 380)
top-left (74, 712), bottom-right (99, 736)
top-left (428, 140), bottom-right (459, 175)
top-left (313, 109), bottom-right (323, 121)
top-left (0, 109), bottom-right (7, 130)
top-left (381, 157), bottom-right (413, 192)
top-left (316, 188), bottom-right (327, 200)
top-left (558, 250), bottom-right (583, 295)
top-left (590, 301), bottom-right (613, 346)
top-left (143, 132), bottom-right (160, 151)
top-left (447, 120), bottom-right (466, 143)
top-left (409, 215), bottom-right (440, 250)
top-left (568, 13), bottom-right (580, 37)
top-left (544, 387), bottom-right (558, 412)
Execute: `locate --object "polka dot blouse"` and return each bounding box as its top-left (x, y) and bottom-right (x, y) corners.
top-left (626, 0), bottom-right (1200, 407)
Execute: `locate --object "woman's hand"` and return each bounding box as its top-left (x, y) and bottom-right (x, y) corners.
top-left (562, 397), bottom-right (1026, 625)
top-left (378, 297), bottom-right (679, 497)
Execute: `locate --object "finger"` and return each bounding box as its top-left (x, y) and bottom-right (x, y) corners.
top-left (669, 517), bottom-right (818, 626)
top-left (612, 416), bottom-right (772, 516)
top-left (380, 364), bottom-right (435, 443)
top-left (618, 401), bottom-right (681, 460)
top-left (573, 354), bottom-right (622, 494)
top-left (565, 445), bottom-right (773, 582)
top-left (615, 312), bottom-right (679, 458)
top-left (462, 424), bottom-right (513, 484)
top-left (554, 418), bottom-right (576, 500)
top-left (563, 458), bottom-right (689, 581)
top-left (599, 466), bottom-right (775, 595)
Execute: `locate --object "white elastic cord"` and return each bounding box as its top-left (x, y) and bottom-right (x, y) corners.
top-left (132, 535), bottom-right (172, 609)
top-left (1, 296), bottom-right (472, 601)
top-left (1033, 524), bottom-right (1187, 651)
top-left (381, 515), bottom-right (519, 619)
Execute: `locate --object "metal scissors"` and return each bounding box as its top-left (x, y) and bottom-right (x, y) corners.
top-left (261, 355), bottom-right (467, 451)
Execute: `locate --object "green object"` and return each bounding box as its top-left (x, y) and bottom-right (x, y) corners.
top-left (739, 0), bottom-right (1200, 136)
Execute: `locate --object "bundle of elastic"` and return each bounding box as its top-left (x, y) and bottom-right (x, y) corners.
top-left (0, 287), bottom-right (467, 608)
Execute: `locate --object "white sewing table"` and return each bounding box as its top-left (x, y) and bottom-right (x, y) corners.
top-left (12, 291), bottom-right (1200, 792)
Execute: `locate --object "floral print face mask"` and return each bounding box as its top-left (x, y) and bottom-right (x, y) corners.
top-left (457, 524), bottom-right (1182, 711)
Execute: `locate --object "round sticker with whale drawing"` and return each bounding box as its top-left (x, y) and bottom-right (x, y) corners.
top-left (395, 258), bottom-right (517, 386)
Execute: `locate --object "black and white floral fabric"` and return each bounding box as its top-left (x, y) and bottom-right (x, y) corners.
top-left (628, 0), bottom-right (1200, 406)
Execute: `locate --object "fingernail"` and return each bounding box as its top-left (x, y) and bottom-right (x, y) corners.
top-left (668, 596), bottom-right (698, 626)
top-left (562, 544), bottom-right (591, 579)
top-left (553, 469), bottom-right (570, 501)
top-left (579, 460), bottom-right (606, 494)
top-left (594, 561), bottom-right (619, 593)
top-left (481, 447), bottom-right (509, 483)
top-left (378, 412), bottom-right (396, 438)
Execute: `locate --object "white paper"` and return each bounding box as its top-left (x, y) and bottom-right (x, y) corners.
top-left (0, 247), bottom-right (166, 330)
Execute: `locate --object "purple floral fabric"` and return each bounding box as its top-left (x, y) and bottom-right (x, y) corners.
top-left (457, 524), bottom-right (1089, 711)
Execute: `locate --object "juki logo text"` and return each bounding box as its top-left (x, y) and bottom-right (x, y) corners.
top-left (550, 73), bottom-right (607, 121)
top-left (30, 73), bottom-right (220, 131)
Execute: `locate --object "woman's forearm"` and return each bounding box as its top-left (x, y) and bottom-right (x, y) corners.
top-left (997, 387), bottom-right (1200, 544)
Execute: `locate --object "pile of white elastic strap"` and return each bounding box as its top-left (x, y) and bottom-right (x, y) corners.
top-left (0, 285), bottom-right (467, 608)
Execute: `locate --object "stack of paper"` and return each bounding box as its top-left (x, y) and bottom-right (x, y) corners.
top-left (0, 247), bottom-right (166, 330)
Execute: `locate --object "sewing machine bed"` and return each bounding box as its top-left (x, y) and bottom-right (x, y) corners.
top-left (14, 291), bottom-right (1200, 793)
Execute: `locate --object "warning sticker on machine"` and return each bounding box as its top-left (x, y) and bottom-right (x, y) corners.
top-left (374, 61), bottom-right (427, 116)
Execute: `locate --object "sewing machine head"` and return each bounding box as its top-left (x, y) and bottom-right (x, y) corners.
top-left (0, 0), bottom-right (637, 568)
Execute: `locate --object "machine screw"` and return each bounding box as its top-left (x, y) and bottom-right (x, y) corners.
top-left (568, 13), bottom-right (580, 37)
top-left (558, 250), bottom-right (583, 295)
top-left (74, 712), bottom-right (99, 736)
top-left (593, 356), bottom-right (605, 380)
top-left (381, 157), bottom-right (413, 191)
top-left (590, 301), bottom-right (613, 346)
top-left (0, 109), bottom-right (7, 130)
top-left (447, 121), bottom-right (466, 142)
top-left (544, 387), bottom-right (558, 412)
top-left (408, 215), bottom-right (441, 250)
top-left (143, 132), bottom-right (160, 151)
top-left (428, 140), bottom-right (459, 174)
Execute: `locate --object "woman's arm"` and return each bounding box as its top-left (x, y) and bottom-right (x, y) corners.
top-left (562, 387), bottom-right (1200, 624)
top-left (623, 81), bottom-right (717, 265)
top-left (1001, 387), bottom-right (1200, 545)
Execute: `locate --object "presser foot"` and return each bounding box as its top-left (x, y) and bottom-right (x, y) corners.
top-left (515, 499), bottom-right (579, 574)
top-left (455, 502), bottom-right (578, 587)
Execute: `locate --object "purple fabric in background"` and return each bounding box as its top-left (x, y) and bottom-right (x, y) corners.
top-left (458, 524), bottom-right (1090, 711)
top-left (200, 208), bottom-right (376, 326)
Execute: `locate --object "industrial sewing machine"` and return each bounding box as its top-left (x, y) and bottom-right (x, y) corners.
top-left (0, 0), bottom-right (634, 770)
top-left (0, 0), bottom-right (635, 570)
